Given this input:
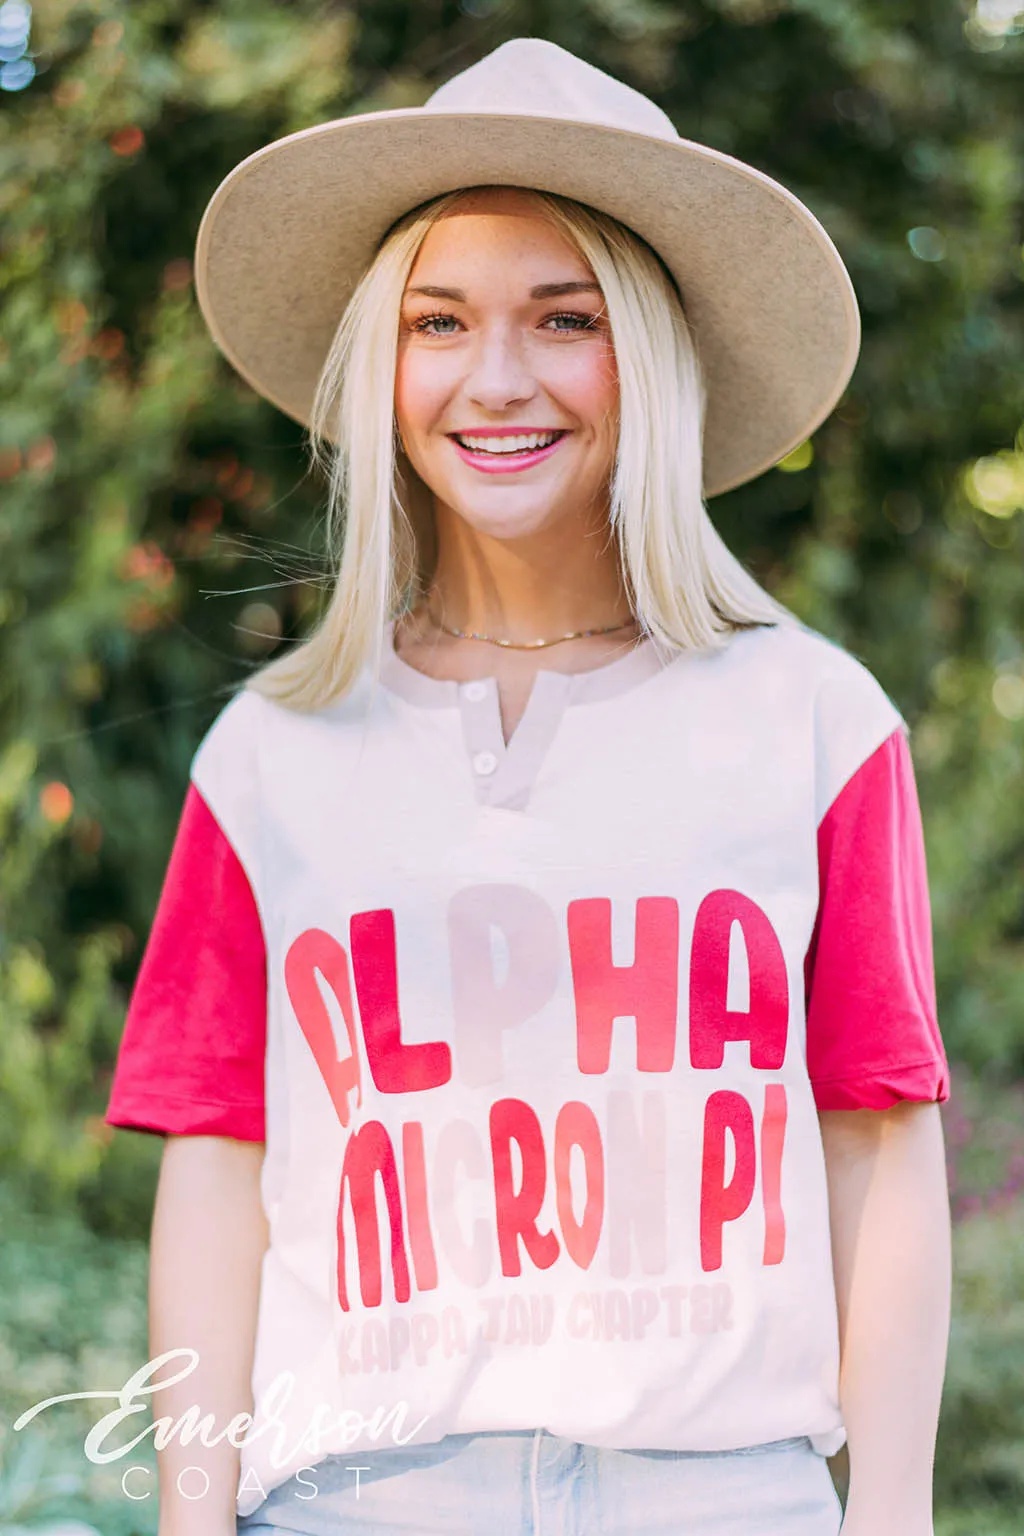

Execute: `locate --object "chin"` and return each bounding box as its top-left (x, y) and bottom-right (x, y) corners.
top-left (450, 496), bottom-right (572, 541)
top-left (448, 474), bottom-right (600, 533)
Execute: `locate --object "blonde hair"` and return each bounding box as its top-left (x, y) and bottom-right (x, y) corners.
top-left (247, 186), bottom-right (792, 710)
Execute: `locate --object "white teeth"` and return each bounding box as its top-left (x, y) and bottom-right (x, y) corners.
top-left (455, 431), bottom-right (561, 454)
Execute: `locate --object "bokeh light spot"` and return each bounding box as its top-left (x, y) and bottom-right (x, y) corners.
top-left (964, 452), bottom-right (1024, 518)
top-left (236, 602), bottom-right (282, 654)
top-left (992, 674), bottom-right (1024, 720)
top-left (972, 0), bottom-right (1024, 36)
top-left (907, 226), bottom-right (946, 262)
top-left (777, 440), bottom-right (814, 473)
top-left (0, 0), bottom-right (32, 90)
top-left (40, 782), bottom-right (73, 824)
top-left (110, 125), bottom-right (145, 157)
top-left (0, 56), bottom-right (34, 90)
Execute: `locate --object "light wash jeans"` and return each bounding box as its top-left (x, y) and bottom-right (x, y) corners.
top-left (236, 1428), bottom-right (844, 1535)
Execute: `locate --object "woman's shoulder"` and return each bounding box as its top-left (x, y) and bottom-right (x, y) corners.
top-left (191, 683), bottom-right (267, 783)
top-left (193, 667), bottom-right (377, 765)
top-left (723, 619), bottom-right (907, 818)
top-left (721, 617), bottom-right (903, 718)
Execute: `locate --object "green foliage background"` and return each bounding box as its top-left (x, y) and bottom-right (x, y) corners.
top-left (1, 0), bottom-right (1023, 1530)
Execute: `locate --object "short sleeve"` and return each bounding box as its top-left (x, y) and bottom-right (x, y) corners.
top-left (104, 693), bottom-right (267, 1140)
top-left (804, 725), bottom-right (950, 1112)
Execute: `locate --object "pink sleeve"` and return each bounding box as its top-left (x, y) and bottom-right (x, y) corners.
top-left (804, 726), bottom-right (950, 1112)
top-left (104, 782), bottom-right (267, 1140)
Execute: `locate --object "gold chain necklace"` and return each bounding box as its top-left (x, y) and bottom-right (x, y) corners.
top-left (425, 604), bottom-right (638, 651)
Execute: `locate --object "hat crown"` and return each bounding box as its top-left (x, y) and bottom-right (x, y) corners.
top-left (424, 37), bottom-right (679, 143)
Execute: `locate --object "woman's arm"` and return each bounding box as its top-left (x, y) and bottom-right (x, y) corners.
top-left (819, 1100), bottom-right (951, 1536)
top-left (150, 1134), bottom-right (269, 1536)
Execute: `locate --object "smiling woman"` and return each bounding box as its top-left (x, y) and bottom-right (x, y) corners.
top-left (104, 35), bottom-right (951, 1536)
top-left (245, 182), bottom-right (789, 715)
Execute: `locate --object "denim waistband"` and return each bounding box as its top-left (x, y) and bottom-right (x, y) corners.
top-left (236, 1429), bottom-right (840, 1536)
top-left (466, 1430), bottom-right (812, 1457)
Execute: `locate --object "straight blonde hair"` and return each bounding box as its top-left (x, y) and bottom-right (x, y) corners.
top-left (246, 186), bottom-right (792, 710)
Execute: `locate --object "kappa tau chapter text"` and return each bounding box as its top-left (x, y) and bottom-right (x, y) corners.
top-left (286, 885), bottom-right (794, 1311)
top-left (335, 1282), bottom-right (736, 1377)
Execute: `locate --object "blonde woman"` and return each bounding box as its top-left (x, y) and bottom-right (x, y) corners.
top-left (105, 39), bottom-right (951, 1536)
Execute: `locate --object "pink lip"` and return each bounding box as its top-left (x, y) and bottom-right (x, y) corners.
top-left (448, 429), bottom-right (569, 475)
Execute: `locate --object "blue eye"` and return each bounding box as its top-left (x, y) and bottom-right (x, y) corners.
top-left (412, 313), bottom-right (460, 335)
top-left (545, 311), bottom-right (600, 332)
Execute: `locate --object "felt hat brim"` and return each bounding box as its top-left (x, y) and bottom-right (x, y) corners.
top-left (194, 109), bottom-right (860, 498)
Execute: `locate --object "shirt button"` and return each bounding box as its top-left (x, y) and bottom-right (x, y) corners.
top-left (462, 680), bottom-right (488, 703)
top-left (472, 750), bottom-right (498, 777)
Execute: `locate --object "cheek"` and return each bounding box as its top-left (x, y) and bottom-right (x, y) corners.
top-left (394, 349), bottom-right (458, 442)
top-left (548, 344), bottom-right (619, 432)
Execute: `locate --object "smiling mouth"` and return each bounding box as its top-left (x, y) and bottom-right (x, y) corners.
top-left (450, 430), bottom-right (567, 455)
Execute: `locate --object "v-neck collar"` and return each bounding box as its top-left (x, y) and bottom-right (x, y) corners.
top-left (376, 618), bottom-right (677, 813)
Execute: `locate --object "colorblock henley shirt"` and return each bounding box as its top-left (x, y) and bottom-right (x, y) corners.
top-left (105, 617), bottom-right (950, 1517)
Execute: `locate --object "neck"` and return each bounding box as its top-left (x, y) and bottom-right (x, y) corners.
top-left (424, 497), bottom-right (633, 639)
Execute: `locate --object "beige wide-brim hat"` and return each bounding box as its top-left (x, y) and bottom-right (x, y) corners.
top-left (194, 38), bottom-right (860, 498)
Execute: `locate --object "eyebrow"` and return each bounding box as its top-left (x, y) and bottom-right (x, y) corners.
top-left (405, 280), bottom-right (603, 301)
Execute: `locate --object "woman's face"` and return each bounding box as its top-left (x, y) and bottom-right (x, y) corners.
top-left (394, 189), bottom-right (619, 543)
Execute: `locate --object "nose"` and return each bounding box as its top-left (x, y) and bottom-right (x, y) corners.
top-left (462, 324), bottom-right (538, 413)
